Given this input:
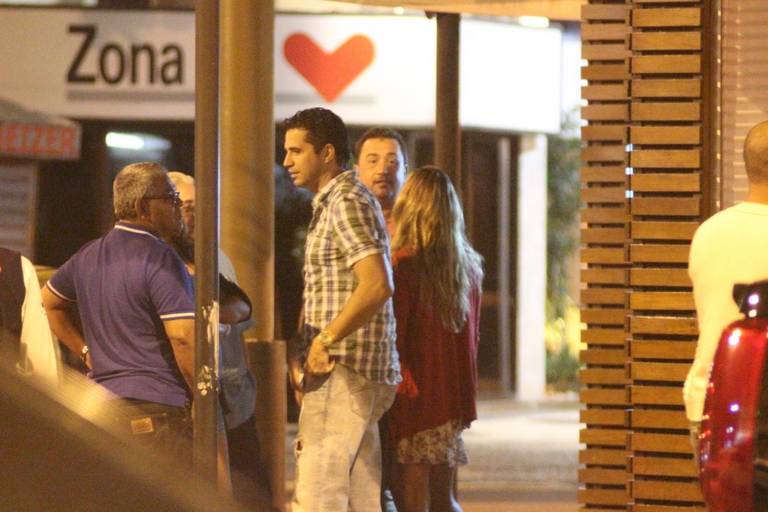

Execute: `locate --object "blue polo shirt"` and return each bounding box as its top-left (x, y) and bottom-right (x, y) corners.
top-left (48, 222), bottom-right (195, 407)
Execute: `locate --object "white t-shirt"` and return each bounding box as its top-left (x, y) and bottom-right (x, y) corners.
top-left (20, 256), bottom-right (59, 386)
top-left (685, 202), bottom-right (768, 421)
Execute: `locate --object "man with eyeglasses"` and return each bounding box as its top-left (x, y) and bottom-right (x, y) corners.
top-left (42, 161), bottom-right (196, 465)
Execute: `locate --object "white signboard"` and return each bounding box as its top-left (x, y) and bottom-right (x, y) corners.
top-left (0, 8), bottom-right (561, 132)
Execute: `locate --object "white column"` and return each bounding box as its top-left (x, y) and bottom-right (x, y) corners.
top-left (516, 133), bottom-right (548, 401)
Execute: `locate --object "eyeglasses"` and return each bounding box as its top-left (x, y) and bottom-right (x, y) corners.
top-left (145, 191), bottom-right (181, 205)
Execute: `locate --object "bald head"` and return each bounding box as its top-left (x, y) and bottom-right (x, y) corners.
top-left (167, 171), bottom-right (195, 238)
top-left (744, 121), bottom-right (768, 185)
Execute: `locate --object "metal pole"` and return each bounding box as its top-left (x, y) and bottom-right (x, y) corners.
top-left (497, 137), bottom-right (512, 394)
top-left (435, 13), bottom-right (462, 195)
top-left (193, 0), bottom-right (219, 484)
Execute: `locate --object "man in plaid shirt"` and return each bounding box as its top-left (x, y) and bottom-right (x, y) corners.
top-left (283, 108), bottom-right (400, 512)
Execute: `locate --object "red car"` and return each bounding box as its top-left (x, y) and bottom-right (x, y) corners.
top-left (699, 281), bottom-right (768, 512)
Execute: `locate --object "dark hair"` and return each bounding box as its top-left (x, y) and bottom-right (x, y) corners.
top-left (282, 108), bottom-right (350, 167)
top-left (354, 127), bottom-right (408, 167)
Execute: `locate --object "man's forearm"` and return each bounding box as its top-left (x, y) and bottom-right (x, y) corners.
top-left (324, 278), bottom-right (391, 342)
top-left (46, 308), bottom-right (87, 356)
top-left (169, 337), bottom-right (195, 391)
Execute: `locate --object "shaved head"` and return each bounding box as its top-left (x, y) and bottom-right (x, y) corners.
top-left (744, 121), bottom-right (768, 184)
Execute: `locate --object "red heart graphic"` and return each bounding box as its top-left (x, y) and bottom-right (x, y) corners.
top-left (284, 33), bottom-right (375, 102)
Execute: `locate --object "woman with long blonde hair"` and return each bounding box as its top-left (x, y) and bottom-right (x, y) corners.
top-left (387, 166), bottom-right (483, 512)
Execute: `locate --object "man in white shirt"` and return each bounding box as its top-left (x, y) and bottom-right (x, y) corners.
top-left (686, 120), bottom-right (768, 448)
top-left (0, 247), bottom-right (59, 386)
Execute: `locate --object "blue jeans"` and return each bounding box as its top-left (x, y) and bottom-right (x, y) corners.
top-left (292, 364), bottom-right (396, 512)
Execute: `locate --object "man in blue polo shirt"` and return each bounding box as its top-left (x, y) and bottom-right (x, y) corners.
top-left (42, 161), bottom-right (195, 463)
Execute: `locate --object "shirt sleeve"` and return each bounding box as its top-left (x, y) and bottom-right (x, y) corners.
top-left (147, 246), bottom-right (195, 321)
top-left (20, 256), bottom-right (60, 386)
top-left (331, 193), bottom-right (388, 268)
top-left (46, 256), bottom-right (77, 302)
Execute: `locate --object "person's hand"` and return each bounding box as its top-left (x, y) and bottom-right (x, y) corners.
top-left (305, 336), bottom-right (335, 375)
top-left (288, 358), bottom-right (305, 406)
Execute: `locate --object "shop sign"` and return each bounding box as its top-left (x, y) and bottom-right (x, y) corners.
top-left (0, 8), bottom-right (561, 132)
top-left (0, 122), bottom-right (81, 160)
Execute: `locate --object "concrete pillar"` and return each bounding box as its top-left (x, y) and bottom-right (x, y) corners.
top-left (515, 134), bottom-right (547, 401)
top-left (220, 2), bottom-right (283, 510)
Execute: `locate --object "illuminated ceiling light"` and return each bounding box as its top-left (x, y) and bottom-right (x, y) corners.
top-left (393, 6), bottom-right (405, 15)
top-left (518, 16), bottom-right (550, 29)
top-left (106, 132), bottom-right (144, 150)
top-left (105, 132), bottom-right (171, 151)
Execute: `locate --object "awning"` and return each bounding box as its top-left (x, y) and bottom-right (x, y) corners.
top-left (335, 0), bottom-right (584, 21)
top-left (0, 97), bottom-right (81, 161)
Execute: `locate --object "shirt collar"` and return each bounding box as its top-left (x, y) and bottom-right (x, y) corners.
top-left (114, 221), bottom-right (160, 240)
top-left (311, 170), bottom-right (353, 211)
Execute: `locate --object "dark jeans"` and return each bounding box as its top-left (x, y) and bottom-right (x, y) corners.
top-left (227, 415), bottom-right (275, 510)
top-left (110, 398), bottom-right (193, 468)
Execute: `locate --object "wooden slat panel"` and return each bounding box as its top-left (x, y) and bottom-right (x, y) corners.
top-left (632, 361), bottom-right (690, 382)
top-left (630, 268), bottom-right (691, 287)
top-left (582, 43), bottom-right (631, 61)
top-left (582, 206), bottom-right (630, 223)
top-left (630, 126), bottom-right (700, 145)
top-left (583, 84), bottom-right (630, 101)
top-left (631, 316), bottom-right (697, 336)
top-left (582, 4), bottom-right (630, 21)
top-left (632, 103), bottom-right (700, 122)
top-left (633, 456), bottom-right (697, 477)
top-left (633, 505), bottom-right (706, 512)
top-left (631, 409), bottom-right (689, 429)
top-left (582, 288), bottom-right (627, 306)
top-left (582, 328), bottom-right (627, 345)
top-left (581, 388), bottom-right (629, 405)
top-left (631, 221), bottom-right (698, 241)
top-left (631, 173), bottom-right (700, 193)
top-left (581, 166), bottom-right (627, 183)
top-left (582, 104), bottom-right (630, 121)
top-left (632, 31), bottom-right (701, 51)
top-left (583, 145), bottom-right (626, 163)
top-left (581, 227), bottom-right (627, 244)
top-left (632, 8), bottom-right (701, 28)
top-left (579, 467), bottom-right (628, 484)
top-left (631, 197), bottom-right (700, 217)
top-left (630, 244), bottom-right (690, 264)
top-left (582, 268), bottom-right (629, 285)
top-left (579, 428), bottom-right (627, 448)
top-left (632, 480), bottom-right (703, 502)
top-left (630, 340), bottom-right (696, 361)
top-left (581, 409), bottom-right (628, 427)
top-left (578, 488), bottom-right (630, 505)
top-left (631, 149), bottom-right (700, 169)
top-left (581, 348), bottom-right (627, 365)
top-left (630, 292), bottom-right (694, 311)
top-left (581, 368), bottom-right (629, 385)
top-left (582, 248), bottom-right (627, 264)
top-left (581, 308), bottom-right (628, 325)
top-left (631, 432), bottom-right (691, 453)
top-left (582, 23), bottom-right (631, 41)
top-left (582, 64), bottom-right (630, 81)
top-left (582, 187), bottom-right (627, 203)
top-left (632, 79), bottom-right (701, 98)
top-left (582, 126), bottom-right (628, 143)
top-left (631, 385), bottom-right (684, 406)
top-left (632, 55), bottom-right (701, 74)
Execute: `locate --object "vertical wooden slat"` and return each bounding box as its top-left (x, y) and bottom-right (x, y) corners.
top-left (579, 2), bottom-right (632, 510)
top-left (627, 1), bottom-right (708, 510)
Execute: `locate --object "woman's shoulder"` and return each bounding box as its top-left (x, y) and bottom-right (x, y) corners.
top-left (392, 247), bottom-right (417, 268)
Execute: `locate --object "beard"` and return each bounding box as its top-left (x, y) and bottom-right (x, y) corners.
top-left (167, 226), bottom-right (194, 264)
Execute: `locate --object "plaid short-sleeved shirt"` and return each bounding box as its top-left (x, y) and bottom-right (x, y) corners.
top-left (303, 170), bottom-right (400, 385)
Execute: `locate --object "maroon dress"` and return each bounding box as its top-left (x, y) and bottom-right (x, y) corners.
top-left (387, 248), bottom-right (481, 462)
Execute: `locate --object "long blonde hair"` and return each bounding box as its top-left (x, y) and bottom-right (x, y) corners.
top-left (392, 166), bottom-right (484, 332)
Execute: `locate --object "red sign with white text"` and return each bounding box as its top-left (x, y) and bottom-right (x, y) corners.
top-left (0, 122), bottom-right (81, 160)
